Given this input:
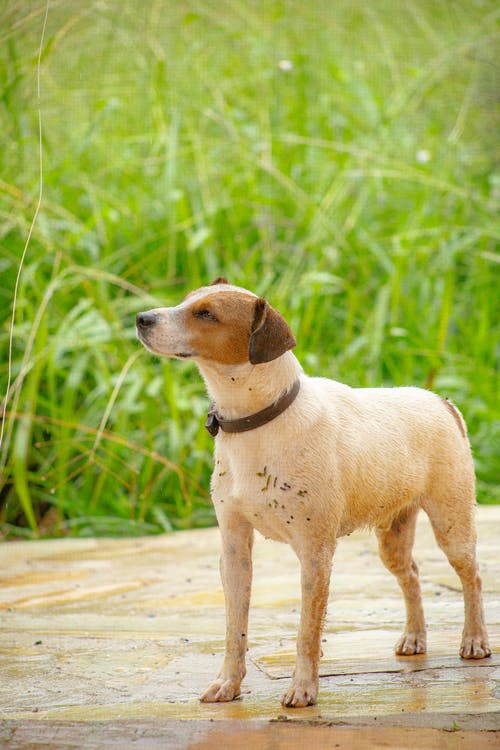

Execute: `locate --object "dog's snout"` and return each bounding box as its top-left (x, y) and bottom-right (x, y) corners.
top-left (136, 311), bottom-right (158, 329)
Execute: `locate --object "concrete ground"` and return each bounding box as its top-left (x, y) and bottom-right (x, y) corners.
top-left (1, 507), bottom-right (499, 749)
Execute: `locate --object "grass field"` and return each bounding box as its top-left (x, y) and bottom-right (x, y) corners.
top-left (0, 0), bottom-right (499, 539)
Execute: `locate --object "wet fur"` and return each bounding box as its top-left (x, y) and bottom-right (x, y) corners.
top-left (136, 280), bottom-right (491, 707)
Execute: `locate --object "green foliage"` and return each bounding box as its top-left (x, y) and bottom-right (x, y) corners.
top-left (1, 0), bottom-right (499, 538)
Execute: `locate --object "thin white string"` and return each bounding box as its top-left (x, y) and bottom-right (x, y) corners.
top-left (0, 0), bottom-right (50, 452)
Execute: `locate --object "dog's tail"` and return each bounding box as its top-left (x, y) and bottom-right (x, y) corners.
top-left (441, 397), bottom-right (467, 439)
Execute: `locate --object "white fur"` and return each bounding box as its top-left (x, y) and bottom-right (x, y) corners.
top-left (137, 283), bottom-right (491, 707)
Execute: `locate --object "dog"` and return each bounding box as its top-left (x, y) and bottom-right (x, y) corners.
top-left (136, 278), bottom-right (491, 707)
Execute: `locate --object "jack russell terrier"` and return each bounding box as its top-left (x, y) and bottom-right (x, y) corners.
top-left (136, 278), bottom-right (490, 707)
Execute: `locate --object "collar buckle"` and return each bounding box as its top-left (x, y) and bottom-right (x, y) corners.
top-left (205, 407), bottom-right (220, 437)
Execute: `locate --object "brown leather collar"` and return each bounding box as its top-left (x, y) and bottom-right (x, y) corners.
top-left (205, 379), bottom-right (301, 437)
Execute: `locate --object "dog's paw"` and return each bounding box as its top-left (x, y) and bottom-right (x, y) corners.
top-left (200, 677), bottom-right (242, 703)
top-left (281, 679), bottom-right (318, 708)
top-left (395, 632), bottom-right (427, 656)
top-left (460, 634), bottom-right (492, 660)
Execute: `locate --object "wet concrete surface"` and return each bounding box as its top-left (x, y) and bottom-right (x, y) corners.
top-left (1, 507), bottom-right (499, 748)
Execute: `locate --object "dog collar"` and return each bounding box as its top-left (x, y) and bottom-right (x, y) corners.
top-left (205, 378), bottom-right (301, 437)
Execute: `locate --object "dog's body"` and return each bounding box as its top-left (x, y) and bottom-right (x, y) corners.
top-left (137, 279), bottom-right (490, 707)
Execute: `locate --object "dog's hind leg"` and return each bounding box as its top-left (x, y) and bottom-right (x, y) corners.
top-left (376, 505), bottom-right (427, 655)
top-left (423, 493), bottom-right (491, 659)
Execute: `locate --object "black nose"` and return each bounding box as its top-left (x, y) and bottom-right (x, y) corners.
top-left (136, 311), bottom-right (158, 329)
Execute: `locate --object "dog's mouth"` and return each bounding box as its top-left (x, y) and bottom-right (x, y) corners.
top-left (136, 328), bottom-right (153, 348)
top-left (137, 334), bottom-right (194, 360)
top-left (136, 324), bottom-right (195, 359)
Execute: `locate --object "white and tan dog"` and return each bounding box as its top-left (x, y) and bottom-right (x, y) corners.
top-left (136, 278), bottom-right (490, 707)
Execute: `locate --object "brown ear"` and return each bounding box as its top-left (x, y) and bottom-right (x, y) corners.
top-left (249, 298), bottom-right (296, 364)
top-left (210, 276), bottom-right (229, 285)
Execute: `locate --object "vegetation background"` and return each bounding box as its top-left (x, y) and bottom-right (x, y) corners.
top-left (0, 0), bottom-right (498, 539)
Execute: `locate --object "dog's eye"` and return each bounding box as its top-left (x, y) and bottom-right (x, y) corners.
top-left (194, 308), bottom-right (218, 322)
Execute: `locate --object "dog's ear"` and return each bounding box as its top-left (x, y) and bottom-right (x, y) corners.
top-left (249, 298), bottom-right (296, 364)
top-left (210, 276), bottom-right (229, 285)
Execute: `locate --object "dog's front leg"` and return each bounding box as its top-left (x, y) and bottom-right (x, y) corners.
top-left (201, 514), bottom-right (253, 702)
top-left (282, 543), bottom-right (334, 707)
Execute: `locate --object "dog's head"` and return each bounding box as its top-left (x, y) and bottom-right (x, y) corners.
top-left (136, 278), bottom-right (296, 365)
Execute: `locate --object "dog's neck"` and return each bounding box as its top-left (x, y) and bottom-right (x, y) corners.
top-left (195, 351), bottom-right (303, 420)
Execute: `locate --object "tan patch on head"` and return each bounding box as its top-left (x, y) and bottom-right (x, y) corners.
top-left (139, 285), bottom-right (295, 365)
top-left (185, 291), bottom-right (258, 364)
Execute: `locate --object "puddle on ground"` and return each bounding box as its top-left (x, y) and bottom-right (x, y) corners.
top-left (317, 667), bottom-right (500, 716)
top-left (5, 697), bottom-right (321, 723)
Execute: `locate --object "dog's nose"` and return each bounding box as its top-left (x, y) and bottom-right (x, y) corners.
top-left (136, 311), bottom-right (158, 329)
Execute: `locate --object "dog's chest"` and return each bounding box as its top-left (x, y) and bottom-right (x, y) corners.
top-left (211, 446), bottom-right (315, 542)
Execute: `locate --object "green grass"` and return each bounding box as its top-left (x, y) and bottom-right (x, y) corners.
top-left (0, 0), bottom-right (499, 539)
